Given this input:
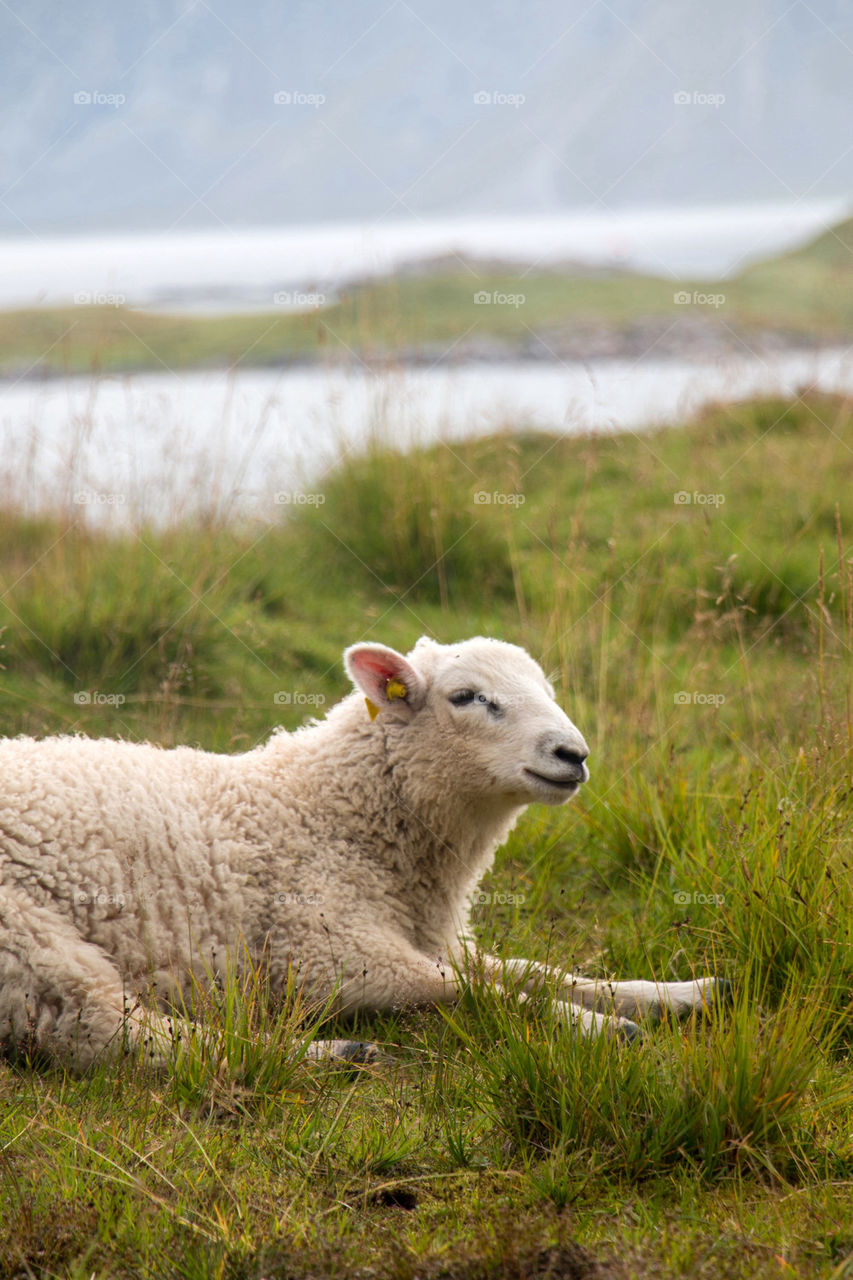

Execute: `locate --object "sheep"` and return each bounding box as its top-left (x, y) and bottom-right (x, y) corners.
top-left (0, 635), bottom-right (724, 1068)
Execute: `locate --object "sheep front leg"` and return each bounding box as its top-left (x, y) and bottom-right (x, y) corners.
top-left (333, 940), bottom-right (460, 1014)
top-left (476, 954), bottom-right (641, 1039)
top-left (337, 943), bottom-right (640, 1040)
top-left (479, 954), bottom-right (727, 1024)
top-left (561, 974), bottom-right (727, 1021)
top-left (301, 940), bottom-right (643, 1051)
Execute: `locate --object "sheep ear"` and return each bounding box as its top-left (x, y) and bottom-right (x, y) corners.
top-left (344, 643), bottom-right (427, 721)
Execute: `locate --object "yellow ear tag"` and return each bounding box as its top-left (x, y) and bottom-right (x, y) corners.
top-left (365, 680), bottom-right (407, 721)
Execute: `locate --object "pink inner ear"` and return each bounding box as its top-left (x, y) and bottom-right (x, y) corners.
top-left (346, 645), bottom-right (423, 710)
top-left (346, 644), bottom-right (426, 715)
top-left (357, 654), bottom-right (402, 683)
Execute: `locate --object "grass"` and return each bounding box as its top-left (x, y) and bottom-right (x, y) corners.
top-left (1, 390), bottom-right (853, 1276)
top-left (2, 213), bottom-right (852, 379)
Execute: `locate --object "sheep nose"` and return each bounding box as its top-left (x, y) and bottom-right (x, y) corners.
top-left (553, 744), bottom-right (588, 768)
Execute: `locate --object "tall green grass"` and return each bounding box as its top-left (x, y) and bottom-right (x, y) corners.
top-left (445, 977), bottom-right (836, 1183)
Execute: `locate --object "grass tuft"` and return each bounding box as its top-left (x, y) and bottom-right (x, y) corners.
top-left (446, 975), bottom-right (835, 1184)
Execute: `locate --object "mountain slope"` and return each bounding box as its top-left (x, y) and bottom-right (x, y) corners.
top-left (2, 0), bottom-right (853, 233)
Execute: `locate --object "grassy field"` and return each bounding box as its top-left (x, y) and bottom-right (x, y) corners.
top-left (2, 215), bottom-right (852, 379)
top-left (1, 389), bottom-right (853, 1278)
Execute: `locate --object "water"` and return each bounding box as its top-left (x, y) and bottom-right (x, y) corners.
top-left (3, 349), bottom-right (852, 524)
top-left (0, 201), bottom-right (846, 313)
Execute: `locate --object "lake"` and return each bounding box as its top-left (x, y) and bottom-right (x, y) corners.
top-left (3, 348), bottom-right (852, 524)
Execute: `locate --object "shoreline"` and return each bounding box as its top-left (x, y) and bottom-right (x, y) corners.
top-left (0, 320), bottom-right (844, 385)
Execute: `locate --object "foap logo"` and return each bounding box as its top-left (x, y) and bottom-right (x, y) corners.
top-left (274, 491), bottom-right (326, 507)
top-left (275, 891), bottom-right (325, 906)
top-left (74, 690), bottom-right (126, 707)
top-left (673, 890), bottom-right (725, 907)
top-left (273, 290), bottom-right (326, 308)
top-left (73, 291), bottom-right (126, 307)
top-left (73, 90), bottom-right (126, 107)
top-left (673, 691), bottom-right (726, 707)
top-left (274, 691), bottom-right (326, 707)
top-left (470, 890), bottom-right (526, 906)
top-left (673, 291), bottom-right (726, 308)
top-left (273, 89), bottom-right (326, 107)
top-left (474, 491), bottom-right (525, 506)
top-left (673, 90), bottom-right (725, 107)
top-left (473, 90), bottom-right (525, 107)
top-left (77, 886), bottom-right (128, 907)
top-left (488, 691), bottom-right (532, 710)
top-left (74, 490), bottom-right (127, 507)
top-left (473, 290), bottom-right (525, 307)
top-left (674, 490), bottom-right (725, 507)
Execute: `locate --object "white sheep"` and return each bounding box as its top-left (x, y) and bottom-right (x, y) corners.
top-left (0, 635), bottom-right (723, 1067)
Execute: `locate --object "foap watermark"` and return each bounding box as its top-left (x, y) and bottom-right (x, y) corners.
top-left (74, 490), bottom-right (126, 507)
top-left (273, 290), bottom-right (326, 309)
top-left (474, 490), bottom-right (525, 506)
top-left (674, 290), bottom-right (726, 307)
top-left (473, 290), bottom-right (525, 307)
top-left (73, 90), bottom-right (126, 107)
top-left (274, 691), bottom-right (325, 707)
top-left (674, 490), bottom-right (725, 507)
top-left (77, 886), bottom-right (128, 907)
top-left (673, 890), bottom-right (725, 907)
top-left (275, 891), bottom-right (325, 906)
top-left (73, 291), bottom-right (125, 307)
top-left (275, 491), bottom-right (326, 507)
top-left (673, 91), bottom-right (725, 107)
top-left (470, 890), bottom-right (526, 906)
top-left (487, 691), bottom-right (532, 709)
top-left (74, 690), bottom-right (126, 707)
top-left (674, 690), bottom-right (726, 707)
top-left (273, 89), bottom-right (325, 107)
top-left (473, 90), bottom-right (525, 107)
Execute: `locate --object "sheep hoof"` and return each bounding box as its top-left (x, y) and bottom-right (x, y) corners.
top-left (305, 1037), bottom-right (383, 1065)
top-left (708, 977), bottom-right (733, 1010)
top-left (616, 1019), bottom-right (644, 1044)
top-left (337, 1039), bottom-right (381, 1064)
top-left (715, 977), bottom-right (734, 1003)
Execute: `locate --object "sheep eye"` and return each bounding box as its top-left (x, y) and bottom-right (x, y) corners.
top-left (449, 689), bottom-right (502, 715)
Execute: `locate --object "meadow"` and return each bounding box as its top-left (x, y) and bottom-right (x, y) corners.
top-left (0, 386), bottom-right (852, 1278)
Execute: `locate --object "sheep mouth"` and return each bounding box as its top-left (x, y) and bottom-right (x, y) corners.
top-left (523, 768), bottom-right (582, 793)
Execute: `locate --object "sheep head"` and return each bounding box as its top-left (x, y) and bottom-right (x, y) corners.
top-left (344, 636), bottom-right (589, 808)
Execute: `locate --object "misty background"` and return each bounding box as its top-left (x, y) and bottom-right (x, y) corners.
top-left (4, 0), bottom-right (852, 236)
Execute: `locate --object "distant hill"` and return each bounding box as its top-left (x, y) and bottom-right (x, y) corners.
top-left (726, 213), bottom-right (853, 336)
top-left (770, 216), bottom-right (853, 269)
top-left (3, 210), bottom-right (852, 381)
top-left (2, 0), bottom-right (853, 234)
